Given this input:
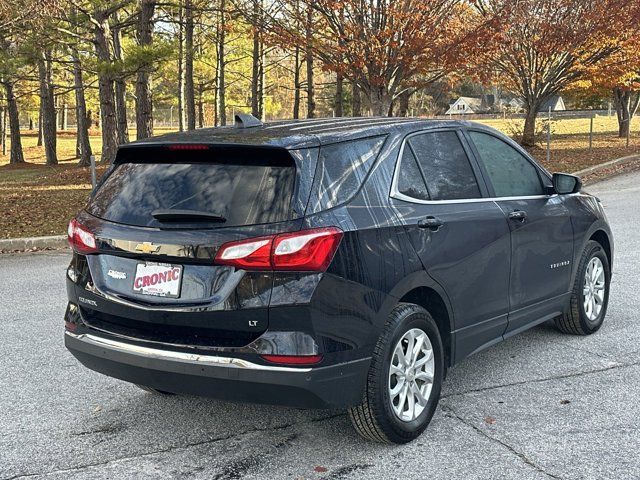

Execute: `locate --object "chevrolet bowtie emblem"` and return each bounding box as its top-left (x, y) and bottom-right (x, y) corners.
top-left (135, 242), bottom-right (160, 254)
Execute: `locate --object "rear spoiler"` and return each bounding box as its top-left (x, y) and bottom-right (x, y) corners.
top-left (114, 143), bottom-right (295, 167)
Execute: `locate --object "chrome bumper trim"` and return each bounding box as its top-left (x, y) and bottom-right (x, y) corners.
top-left (65, 331), bottom-right (312, 373)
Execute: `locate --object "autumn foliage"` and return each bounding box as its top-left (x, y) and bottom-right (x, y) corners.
top-left (473, 0), bottom-right (640, 145)
top-left (258, 0), bottom-right (497, 115)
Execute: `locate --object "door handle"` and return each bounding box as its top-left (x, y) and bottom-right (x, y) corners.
top-left (508, 210), bottom-right (527, 221)
top-left (418, 216), bottom-right (444, 231)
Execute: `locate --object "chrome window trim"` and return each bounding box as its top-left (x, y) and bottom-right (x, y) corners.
top-left (390, 129), bottom-right (559, 205)
top-left (65, 331), bottom-right (313, 373)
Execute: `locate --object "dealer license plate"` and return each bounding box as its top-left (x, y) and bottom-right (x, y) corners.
top-left (133, 262), bottom-right (183, 298)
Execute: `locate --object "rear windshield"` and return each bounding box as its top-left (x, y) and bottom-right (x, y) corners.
top-left (87, 161), bottom-right (296, 228)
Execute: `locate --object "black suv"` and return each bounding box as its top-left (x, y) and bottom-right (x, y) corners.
top-left (65, 116), bottom-right (613, 444)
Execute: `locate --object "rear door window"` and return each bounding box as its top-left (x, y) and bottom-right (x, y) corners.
top-left (407, 131), bottom-right (482, 200)
top-left (88, 160), bottom-right (296, 228)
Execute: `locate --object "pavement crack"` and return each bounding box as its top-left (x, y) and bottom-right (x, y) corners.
top-left (5, 413), bottom-right (344, 480)
top-left (441, 404), bottom-right (562, 480)
top-left (442, 360), bottom-right (639, 399)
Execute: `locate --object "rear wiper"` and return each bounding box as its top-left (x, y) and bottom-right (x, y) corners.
top-left (151, 209), bottom-right (226, 223)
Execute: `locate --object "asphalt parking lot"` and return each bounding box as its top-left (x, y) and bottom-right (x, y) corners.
top-left (2, 171), bottom-right (639, 480)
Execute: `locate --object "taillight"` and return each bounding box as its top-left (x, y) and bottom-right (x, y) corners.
top-left (260, 354), bottom-right (323, 365)
top-left (272, 227), bottom-right (343, 271)
top-left (215, 236), bottom-right (273, 269)
top-left (214, 227), bottom-right (343, 272)
top-left (67, 218), bottom-right (98, 254)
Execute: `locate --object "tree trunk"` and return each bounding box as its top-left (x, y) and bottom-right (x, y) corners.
top-left (216, 0), bottom-right (226, 126)
top-left (522, 104), bottom-right (539, 147)
top-left (197, 84), bottom-right (204, 128)
top-left (369, 87), bottom-right (392, 117)
top-left (258, 35), bottom-right (265, 120)
top-left (335, 72), bottom-right (343, 117)
top-left (73, 48), bottom-right (93, 167)
top-left (37, 103), bottom-right (43, 146)
top-left (396, 91), bottom-right (411, 117)
top-left (3, 82), bottom-right (24, 164)
top-left (293, 46), bottom-right (301, 119)
top-left (305, 5), bottom-right (315, 119)
top-left (37, 51), bottom-right (58, 165)
top-left (184, 0), bottom-right (196, 130)
top-left (250, 0), bottom-right (261, 119)
top-left (62, 103), bottom-right (69, 130)
top-left (135, 0), bottom-right (156, 140)
top-left (351, 80), bottom-right (361, 117)
top-left (613, 88), bottom-right (640, 139)
top-left (112, 16), bottom-right (129, 144)
top-left (94, 13), bottom-right (118, 164)
top-left (177, 2), bottom-right (185, 131)
top-left (1, 106), bottom-right (6, 156)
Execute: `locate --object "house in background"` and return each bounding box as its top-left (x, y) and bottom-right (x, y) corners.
top-left (538, 95), bottom-right (566, 112)
top-left (445, 94), bottom-right (509, 115)
top-left (508, 98), bottom-right (525, 112)
top-left (445, 96), bottom-right (484, 115)
top-left (445, 94), bottom-right (566, 115)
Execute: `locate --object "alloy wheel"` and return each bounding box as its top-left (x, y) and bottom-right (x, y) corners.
top-left (388, 328), bottom-right (435, 422)
top-left (583, 257), bottom-right (606, 321)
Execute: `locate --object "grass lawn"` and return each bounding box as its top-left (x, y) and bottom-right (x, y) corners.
top-left (0, 117), bottom-right (639, 239)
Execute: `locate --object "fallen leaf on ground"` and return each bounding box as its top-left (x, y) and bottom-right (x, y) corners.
top-left (484, 416), bottom-right (497, 425)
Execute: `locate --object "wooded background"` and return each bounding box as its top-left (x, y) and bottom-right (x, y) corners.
top-left (1, 0), bottom-right (640, 166)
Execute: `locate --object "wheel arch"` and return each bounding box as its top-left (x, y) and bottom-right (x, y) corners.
top-left (398, 287), bottom-right (453, 369)
top-left (589, 229), bottom-right (612, 270)
top-left (571, 220), bottom-right (614, 287)
top-left (383, 271), bottom-right (455, 368)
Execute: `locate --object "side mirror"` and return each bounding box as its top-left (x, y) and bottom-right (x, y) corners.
top-left (552, 173), bottom-right (582, 195)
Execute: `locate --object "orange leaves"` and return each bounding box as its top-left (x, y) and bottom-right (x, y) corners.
top-left (260, 0), bottom-right (487, 110)
top-left (473, 0), bottom-right (640, 102)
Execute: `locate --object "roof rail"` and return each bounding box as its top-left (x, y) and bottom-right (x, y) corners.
top-left (235, 113), bottom-right (263, 129)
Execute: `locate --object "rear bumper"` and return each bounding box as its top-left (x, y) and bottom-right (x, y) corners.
top-left (65, 331), bottom-right (370, 409)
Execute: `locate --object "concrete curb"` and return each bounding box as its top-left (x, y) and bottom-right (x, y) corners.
top-left (573, 154), bottom-right (640, 177)
top-left (0, 235), bottom-right (68, 252)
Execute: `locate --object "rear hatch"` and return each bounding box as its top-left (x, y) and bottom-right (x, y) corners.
top-left (73, 144), bottom-right (312, 348)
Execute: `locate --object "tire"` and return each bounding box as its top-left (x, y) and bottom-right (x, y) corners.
top-left (555, 240), bottom-right (610, 335)
top-left (135, 384), bottom-right (175, 395)
top-left (348, 303), bottom-right (445, 444)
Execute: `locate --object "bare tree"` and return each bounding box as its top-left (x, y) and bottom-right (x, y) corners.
top-left (250, 0), bottom-right (262, 119)
top-left (216, 0), bottom-right (227, 125)
top-left (135, 0), bottom-right (156, 139)
top-left (72, 47), bottom-right (93, 166)
top-left (1, 80), bottom-right (24, 164)
top-left (184, 0), bottom-right (196, 129)
top-left (37, 50), bottom-right (58, 165)
top-left (292, 45), bottom-right (301, 118)
top-left (112, 11), bottom-right (129, 144)
top-left (304, 3), bottom-right (314, 118)
top-left (177, 1), bottom-right (186, 131)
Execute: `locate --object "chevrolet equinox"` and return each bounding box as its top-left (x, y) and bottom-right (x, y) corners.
top-left (65, 115), bottom-right (613, 444)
